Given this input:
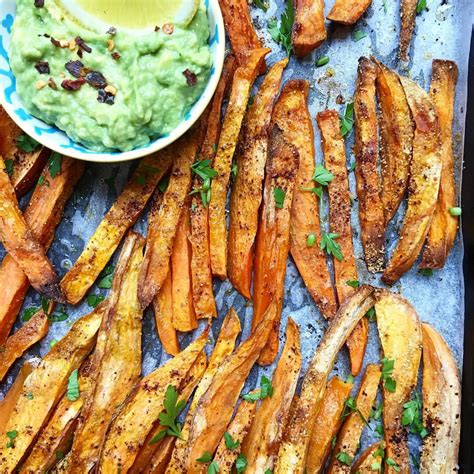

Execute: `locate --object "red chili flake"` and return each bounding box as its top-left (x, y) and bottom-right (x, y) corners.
top-left (111, 52), bottom-right (121, 60)
top-left (97, 89), bottom-right (115, 105)
top-left (35, 61), bottom-right (50, 74)
top-left (65, 60), bottom-right (84, 78)
top-left (85, 71), bottom-right (107, 89)
top-left (162, 23), bottom-right (174, 34)
top-left (106, 26), bottom-right (117, 35)
top-left (34, 0), bottom-right (44, 7)
top-left (183, 69), bottom-right (197, 86)
top-left (48, 77), bottom-right (58, 90)
top-left (75, 36), bottom-right (92, 53)
top-left (61, 78), bottom-right (86, 91)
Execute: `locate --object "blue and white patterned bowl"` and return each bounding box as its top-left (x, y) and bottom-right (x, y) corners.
top-left (0, 0), bottom-right (225, 162)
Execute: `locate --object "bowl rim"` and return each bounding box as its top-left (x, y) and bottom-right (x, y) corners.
top-left (0, 0), bottom-right (225, 163)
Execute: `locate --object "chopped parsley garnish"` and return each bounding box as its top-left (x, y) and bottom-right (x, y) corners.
top-left (158, 175), bottom-right (170, 193)
top-left (37, 175), bottom-right (49, 187)
top-left (346, 280), bottom-right (360, 288)
top-left (208, 461), bottom-right (220, 474)
top-left (4, 159), bottom-right (14, 177)
top-left (48, 308), bottom-right (69, 323)
top-left (341, 396), bottom-right (370, 426)
top-left (273, 187), bottom-right (286, 209)
top-left (353, 30), bottom-right (367, 42)
top-left (253, 0), bottom-right (269, 11)
top-left (26, 392), bottom-right (34, 400)
top-left (48, 152), bottom-right (62, 178)
top-left (381, 357), bottom-right (397, 393)
top-left (17, 134), bottom-right (40, 153)
top-left (196, 452), bottom-right (213, 463)
top-left (331, 435), bottom-right (337, 449)
top-left (320, 232), bottom-right (343, 261)
top-left (190, 159), bottom-right (218, 207)
top-left (371, 402), bottom-right (383, 420)
top-left (98, 265), bottom-right (115, 289)
top-left (375, 423), bottom-right (384, 437)
top-left (49, 339), bottom-right (58, 348)
top-left (348, 160), bottom-right (356, 172)
top-left (6, 430), bottom-right (17, 448)
top-left (235, 453), bottom-right (247, 473)
top-left (335, 451), bottom-right (352, 465)
top-left (402, 393), bottom-right (429, 438)
top-left (300, 186), bottom-right (323, 198)
top-left (242, 375), bottom-right (273, 402)
top-left (268, 0), bottom-right (294, 56)
top-left (365, 307), bottom-right (376, 321)
top-left (22, 307), bottom-right (39, 322)
top-left (87, 294), bottom-right (105, 308)
top-left (316, 56), bottom-right (330, 67)
top-left (340, 103), bottom-right (355, 137)
top-left (151, 385), bottom-right (186, 442)
top-left (224, 432), bottom-right (239, 450)
top-left (306, 233), bottom-right (316, 247)
top-left (312, 165), bottom-right (334, 187)
top-left (449, 207), bottom-right (462, 216)
top-left (418, 268), bottom-right (433, 276)
top-left (231, 162), bottom-right (238, 180)
top-left (386, 458), bottom-right (401, 472)
top-left (41, 297), bottom-right (51, 314)
top-left (66, 369), bottom-right (80, 401)
top-left (416, 0), bottom-right (427, 14)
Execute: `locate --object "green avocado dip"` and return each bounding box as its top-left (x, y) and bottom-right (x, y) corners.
top-left (10, 0), bottom-right (212, 152)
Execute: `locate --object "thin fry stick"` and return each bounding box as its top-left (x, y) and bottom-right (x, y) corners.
top-left (399, 0), bottom-right (417, 61)
top-left (292, 0), bottom-right (327, 57)
top-left (327, 0), bottom-right (372, 25)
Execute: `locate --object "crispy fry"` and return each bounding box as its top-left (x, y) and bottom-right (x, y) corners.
top-left (209, 48), bottom-right (270, 278)
top-left (69, 232), bottom-right (145, 472)
top-left (0, 305), bottom-right (104, 472)
top-left (0, 309), bottom-right (48, 381)
top-left (327, 364), bottom-right (381, 473)
top-left (99, 334), bottom-right (208, 472)
top-left (0, 156), bottom-right (83, 343)
top-left (420, 324), bottom-right (461, 473)
top-left (372, 58), bottom-right (414, 224)
top-left (270, 81), bottom-right (336, 319)
top-left (60, 152), bottom-right (172, 304)
top-left (354, 57), bottom-right (385, 273)
top-left (190, 55), bottom-right (236, 319)
top-left (351, 442), bottom-right (385, 473)
top-left (382, 77), bottom-right (442, 285)
top-left (327, 0), bottom-right (372, 24)
top-left (306, 376), bottom-right (353, 473)
top-left (292, 0), bottom-right (327, 57)
top-left (375, 290), bottom-right (422, 473)
top-left (399, 0), bottom-right (417, 61)
top-left (420, 60), bottom-right (459, 269)
top-left (228, 58), bottom-right (288, 298)
top-left (274, 285), bottom-right (375, 473)
top-left (242, 318), bottom-right (301, 473)
top-left (317, 109), bottom-right (368, 375)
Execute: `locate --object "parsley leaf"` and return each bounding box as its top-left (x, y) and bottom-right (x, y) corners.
top-left (224, 432), bottom-right (239, 450)
top-left (418, 268), bottom-right (433, 276)
top-left (242, 376), bottom-right (274, 402)
top-left (17, 134), bottom-right (40, 152)
top-left (273, 187), bottom-right (286, 209)
top-left (158, 385), bottom-right (186, 439)
top-left (158, 175), bottom-right (170, 193)
top-left (196, 452), bottom-right (213, 463)
top-left (336, 451), bottom-right (352, 465)
top-left (320, 232), bottom-right (343, 261)
top-left (371, 402), bottom-right (383, 420)
top-left (268, 0), bottom-right (294, 56)
top-left (26, 392), bottom-right (34, 400)
top-left (48, 152), bottom-right (62, 178)
top-left (340, 102), bottom-right (355, 137)
top-left (365, 307), bottom-right (376, 321)
top-left (341, 396), bottom-right (370, 426)
top-left (331, 435), bottom-right (337, 449)
top-left (353, 30), bottom-right (367, 41)
top-left (208, 461), bottom-right (220, 474)
top-left (300, 186), bottom-right (323, 199)
top-left (4, 159), bottom-right (14, 177)
top-left (253, 0), bottom-right (268, 11)
top-left (346, 280), bottom-right (360, 288)
top-left (416, 0), bottom-right (427, 14)
top-left (375, 423), bottom-right (384, 437)
top-left (87, 294), bottom-right (105, 308)
top-left (66, 369), bottom-right (80, 401)
top-left (312, 164), bottom-right (333, 187)
top-left (6, 430), bottom-right (17, 448)
top-left (191, 159), bottom-right (217, 207)
top-left (98, 265), bottom-right (115, 289)
top-left (235, 453), bottom-right (247, 473)
top-left (381, 357), bottom-right (397, 393)
top-left (402, 393), bottom-right (429, 438)
top-left (386, 458), bottom-right (401, 472)
top-left (22, 307), bottom-right (39, 322)
top-left (316, 56), bottom-right (330, 67)
top-left (231, 162), bottom-right (238, 181)
top-left (48, 309), bottom-right (69, 323)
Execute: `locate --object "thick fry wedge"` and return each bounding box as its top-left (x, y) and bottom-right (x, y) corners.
top-left (0, 156), bottom-right (84, 343)
top-left (292, 0), bottom-right (327, 57)
top-left (382, 77), bottom-right (442, 285)
top-left (0, 309), bottom-right (48, 381)
top-left (209, 48), bottom-right (270, 278)
top-left (375, 290), bottom-right (422, 473)
top-left (175, 303), bottom-right (278, 473)
top-left (351, 442), bottom-right (385, 473)
top-left (228, 58), bottom-right (288, 299)
top-left (317, 109), bottom-right (368, 376)
top-left (271, 81), bottom-right (336, 319)
top-left (241, 318), bottom-right (302, 473)
top-left (420, 323), bottom-right (461, 473)
top-left (399, 0), bottom-right (417, 61)
top-left (69, 232), bottom-right (145, 473)
top-left (99, 333), bottom-right (208, 472)
top-left (190, 55), bottom-right (236, 319)
top-left (274, 285), bottom-right (375, 473)
top-left (354, 57), bottom-right (385, 273)
top-left (327, 0), bottom-right (372, 24)
top-left (60, 152), bottom-right (172, 304)
top-left (0, 305), bottom-right (104, 472)
top-left (420, 60), bottom-right (459, 269)
top-left (306, 376), bottom-right (353, 473)
top-left (327, 364), bottom-right (381, 473)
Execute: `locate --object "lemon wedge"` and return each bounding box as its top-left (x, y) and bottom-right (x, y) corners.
top-left (59, 0), bottom-right (200, 33)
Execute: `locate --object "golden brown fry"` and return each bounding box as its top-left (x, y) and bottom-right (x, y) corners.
top-left (271, 81), bottom-right (337, 319)
top-left (209, 48), bottom-right (270, 278)
top-left (327, 0), bottom-right (372, 24)
top-left (420, 60), bottom-right (459, 269)
top-left (274, 285), bottom-right (375, 473)
top-left (327, 364), bottom-right (381, 473)
top-left (228, 58), bottom-right (288, 299)
top-left (0, 309), bottom-right (48, 382)
top-left (382, 77), bottom-right (442, 285)
top-left (351, 442), bottom-right (385, 473)
top-left (69, 232), bottom-right (145, 472)
top-left (317, 109), bottom-right (368, 376)
top-left (306, 376), bottom-right (353, 473)
top-left (375, 290), bottom-right (422, 473)
top-left (252, 126), bottom-right (299, 365)
top-left (99, 333), bottom-right (208, 472)
top-left (420, 324), bottom-right (461, 473)
top-left (292, 0), bottom-right (327, 57)
top-left (0, 156), bottom-right (83, 343)
top-left (0, 305), bottom-right (104, 472)
top-left (399, 0), bottom-right (417, 61)
top-left (242, 318), bottom-right (302, 473)
top-left (190, 55), bottom-right (236, 319)
top-left (60, 152), bottom-right (172, 305)
top-left (354, 57), bottom-right (385, 273)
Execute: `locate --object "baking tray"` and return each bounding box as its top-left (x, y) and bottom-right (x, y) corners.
top-left (1, 0), bottom-right (473, 471)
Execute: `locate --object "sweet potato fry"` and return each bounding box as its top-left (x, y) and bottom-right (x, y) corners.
top-left (0, 305), bottom-right (104, 472)
top-left (399, 0), bottom-right (417, 61)
top-left (0, 156), bottom-right (84, 343)
top-left (292, 0), bottom-right (327, 57)
top-left (0, 309), bottom-right (48, 381)
top-left (60, 151), bottom-right (172, 304)
top-left (351, 442), bottom-right (385, 473)
top-left (306, 376), bottom-right (353, 473)
top-left (371, 59), bottom-right (414, 224)
top-left (69, 232), bottom-right (145, 472)
top-left (252, 126), bottom-right (299, 365)
top-left (375, 290), bottom-right (422, 473)
top-left (327, 0), bottom-right (372, 24)
top-left (420, 323), bottom-right (461, 473)
top-left (317, 109), bottom-right (368, 376)
top-left (382, 77), bottom-right (442, 285)
top-left (228, 58), bottom-right (288, 298)
top-left (242, 318), bottom-right (302, 473)
top-left (209, 48), bottom-right (270, 278)
top-left (190, 55), bottom-right (236, 319)
top-left (327, 364), bottom-right (381, 473)
top-left (354, 57), bottom-right (385, 273)
top-left (420, 60), bottom-right (459, 269)
top-left (271, 81), bottom-right (336, 319)
top-left (99, 333), bottom-right (208, 472)
top-left (274, 285), bottom-right (375, 473)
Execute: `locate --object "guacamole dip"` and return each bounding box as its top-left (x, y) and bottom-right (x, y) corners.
top-left (10, 0), bottom-right (212, 151)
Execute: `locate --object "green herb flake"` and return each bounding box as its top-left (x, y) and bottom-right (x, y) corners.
top-left (381, 357), bottom-right (397, 393)
top-left (242, 376), bottom-right (274, 402)
top-left (300, 186), bottom-right (323, 198)
top-left (336, 451), bottom-right (352, 466)
top-left (320, 232), bottom-right (343, 261)
top-left (208, 461), bottom-right (219, 474)
top-left (268, 0), bottom-right (294, 56)
top-left (136, 174), bottom-right (147, 186)
top-left (346, 280), bottom-right (360, 288)
top-left (231, 162), bottom-right (238, 180)
top-left (418, 268), bottom-right (433, 276)
top-left (312, 164), bottom-right (333, 186)
top-left (37, 175), bottom-right (49, 187)
top-left (49, 309), bottom-right (69, 323)
top-left (17, 134), bottom-right (40, 152)
top-left (340, 102), bottom-right (355, 137)
top-left (346, 374), bottom-right (354, 384)
top-left (224, 432), bottom-right (239, 450)
top-left (353, 30), bottom-right (367, 41)
top-left (158, 175), bottom-right (170, 193)
top-left (371, 402), bottom-right (383, 420)
top-left (6, 430), bottom-right (18, 448)
top-left (26, 392), bottom-right (34, 400)
top-left (49, 339), bottom-right (58, 349)
top-left (4, 159), bottom-right (14, 177)
top-left (253, 0), bottom-right (268, 11)
top-left (365, 307), bottom-right (376, 321)
top-left (235, 453), bottom-right (247, 473)
top-left (274, 187), bottom-right (286, 209)
top-left (22, 307), bottom-right (39, 322)
top-left (158, 385), bottom-right (186, 439)
top-left (56, 450), bottom-right (65, 461)
top-left (386, 458), bottom-right (401, 472)
top-left (306, 233), bottom-right (316, 247)
top-left (331, 435), bottom-right (337, 449)
top-left (196, 451), bottom-right (213, 463)
top-left (192, 159), bottom-right (218, 181)
top-left (449, 206), bottom-right (462, 216)
top-left (375, 423), bottom-right (384, 436)
top-left (47, 152), bottom-right (62, 178)
top-left (87, 294), bottom-right (105, 308)
top-left (402, 393), bottom-right (429, 438)
top-left (98, 265), bottom-right (115, 289)
top-left (66, 369), bottom-right (80, 401)
top-left (316, 56), bottom-right (330, 67)
top-left (371, 461), bottom-right (382, 471)
top-left (416, 0), bottom-right (427, 14)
